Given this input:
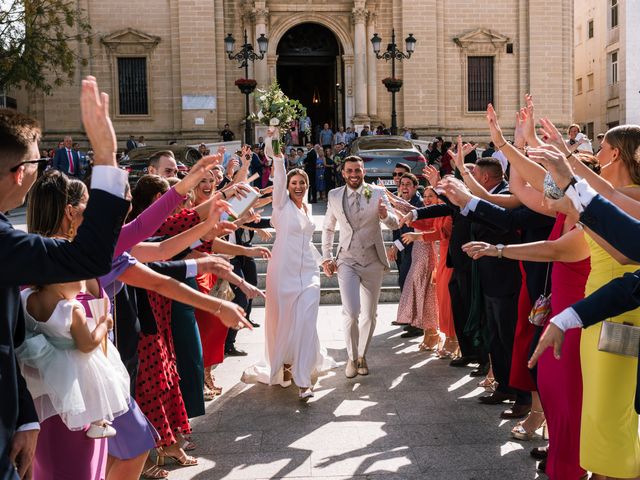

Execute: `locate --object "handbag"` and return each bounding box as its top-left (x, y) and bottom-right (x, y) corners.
top-left (209, 278), bottom-right (235, 302)
top-left (597, 321), bottom-right (640, 357)
top-left (528, 263), bottom-right (552, 327)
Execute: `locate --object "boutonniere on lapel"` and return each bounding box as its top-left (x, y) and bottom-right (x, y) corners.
top-left (362, 184), bottom-right (372, 204)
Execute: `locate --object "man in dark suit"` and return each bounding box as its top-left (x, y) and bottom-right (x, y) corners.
top-left (0, 77), bottom-right (130, 480)
top-left (52, 136), bottom-right (82, 178)
top-left (304, 143), bottom-right (318, 203)
top-left (126, 134), bottom-right (138, 152)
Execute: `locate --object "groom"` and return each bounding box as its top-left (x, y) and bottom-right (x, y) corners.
top-left (322, 156), bottom-right (399, 378)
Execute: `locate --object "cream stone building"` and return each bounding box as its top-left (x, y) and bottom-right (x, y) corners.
top-left (13, 0), bottom-right (573, 148)
top-left (574, 0), bottom-right (639, 140)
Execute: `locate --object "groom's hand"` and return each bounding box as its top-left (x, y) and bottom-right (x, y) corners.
top-left (322, 260), bottom-right (337, 277)
top-left (378, 198), bottom-right (388, 219)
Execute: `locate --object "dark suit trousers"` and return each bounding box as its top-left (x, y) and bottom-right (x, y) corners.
top-left (448, 268), bottom-right (475, 357)
top-left (396, 250), bottom-right (412, 291)
top-left (484, 293), bottom-right (531, 405)
top-left (306, 170), bottom-right (317, 203)
top-left (225, 256), bottom-right (256, 349)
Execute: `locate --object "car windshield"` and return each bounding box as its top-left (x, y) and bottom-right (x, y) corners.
top-left (356, 137), bottom-right (414, 150)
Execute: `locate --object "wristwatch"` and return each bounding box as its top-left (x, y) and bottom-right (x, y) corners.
top-left (495, 244), bottom-right (505, 259)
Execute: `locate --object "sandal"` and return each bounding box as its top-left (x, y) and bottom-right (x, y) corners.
top-left (281, 364), bottom-right (292, 388)
top-left (418, 333), bottom-right (440, 352)
top-left (203, 387), bottom-right (215, 401)
top-left (140, 464), bottom-right (169, 479)
top-left (156, 446), bottom-right (198, 467)
top-left (511, 410), bottom-right (545, 441)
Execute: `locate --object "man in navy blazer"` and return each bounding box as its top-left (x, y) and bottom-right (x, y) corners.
top-left (0, 77), bottom-right (130, 480)
top-left (52, 136), bottom-right (82, 178)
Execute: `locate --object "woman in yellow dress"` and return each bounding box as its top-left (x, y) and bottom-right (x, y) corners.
top-left (569, 125), bottom-right (640, 479)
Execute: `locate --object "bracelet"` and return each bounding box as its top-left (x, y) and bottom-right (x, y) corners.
top-left (565, 151), bottom-right (574, 159)
top-left (214, 300), bottom-right (224, 316)
top-left (562, 176), bottom-right (579, 193)
top-left (496, 141), bottom-right (508, 151)
top-left (221, 190), bottom-right (227, 200)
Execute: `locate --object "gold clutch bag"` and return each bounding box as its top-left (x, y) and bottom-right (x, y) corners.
top-left (597, 321), bottom-right (640, 357)
top-left (209, 279), bottom-right (235, 302)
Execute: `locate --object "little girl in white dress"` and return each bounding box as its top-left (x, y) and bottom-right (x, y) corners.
top-left (17, 280), bottom-right (130, 438)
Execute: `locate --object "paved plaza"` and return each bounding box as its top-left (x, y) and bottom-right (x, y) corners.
top-left (169, 304), bottom-right (545, 480)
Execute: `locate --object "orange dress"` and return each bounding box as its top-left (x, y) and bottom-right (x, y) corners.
top-left (428, 216), bottom-right (455, 337)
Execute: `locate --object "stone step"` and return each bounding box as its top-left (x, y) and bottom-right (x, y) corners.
top-left (252, 285), bottom-right (401, 307)
top-left (255, 270), bottom-right (399, 290)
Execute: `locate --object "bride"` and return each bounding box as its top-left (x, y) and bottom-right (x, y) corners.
top-left (242, 128), bottom-right (334, 400)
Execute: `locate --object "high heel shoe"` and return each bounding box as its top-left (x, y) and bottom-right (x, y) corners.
top-left (281, 364), bottom-right (292, 388)
top-left (299, 387), bottom-right (314, 401)
top-left (156, 446), bottom-right (197, 467)
top-left (418, 333), bottom-right (440, 352)
top-left (510, 410), bottom-right (546, 441)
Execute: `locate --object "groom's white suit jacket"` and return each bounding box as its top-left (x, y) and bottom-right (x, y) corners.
top-left (321, 183), bottom-right (399, 267)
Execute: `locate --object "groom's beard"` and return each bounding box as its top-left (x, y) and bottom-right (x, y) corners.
top-left (345, 177), bottom-right (364, 189)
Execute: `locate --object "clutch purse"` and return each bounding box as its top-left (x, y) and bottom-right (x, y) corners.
top-left (597, 321), bottom-right (640, 357)
top-left (543, 171), bottom-right (564, 200)
top-left (528, 293), bottom-right (552, 327)
top-left (209, 279), bottom-right (235, 302)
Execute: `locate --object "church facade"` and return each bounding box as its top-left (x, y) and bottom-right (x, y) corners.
top-left (14, 0), bottom-right (574, 147)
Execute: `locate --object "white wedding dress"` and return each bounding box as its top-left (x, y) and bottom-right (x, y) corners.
top-left (17, 289), bottom-right (130, 430)
top-left (242, 147), bottom-right (335, 389)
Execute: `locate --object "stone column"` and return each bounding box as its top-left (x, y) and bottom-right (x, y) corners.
top-left (366, 11), bottom-right (377, 119)
top-left (352, 6), bottom-right (369, 120)
top-left (254, 5), bottom-right (269, 88)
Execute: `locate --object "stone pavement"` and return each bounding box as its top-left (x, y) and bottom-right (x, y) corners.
top-left (168, 304), bottom-right (545, 480)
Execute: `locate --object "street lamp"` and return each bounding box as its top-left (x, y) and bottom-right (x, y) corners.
top-left (370, 29), bottom-right (416, 135)
top-left (225, 30), bottom-right (268, 144)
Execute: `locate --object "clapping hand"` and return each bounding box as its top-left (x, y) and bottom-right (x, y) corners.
top-left (441, 177), bottom-right (472, 209)
top-left (401, 232), bottom-right (423, 245)
top-left (378, 198), bottom-right (388, 219)
top-left (399, 210), bottom-right (415, 228)
top-left (527, 145), bottom-right (575, 190)
top-left (528, 323), bottom-right (565, 368)
top-left (423, 164), bottom-right (441, 187)
top-left (196, 255), bottom-right (233, 276)
top-left (80, 76), bottom-right (117, 167)
top-left (461, 241), bottom-right (498, 260)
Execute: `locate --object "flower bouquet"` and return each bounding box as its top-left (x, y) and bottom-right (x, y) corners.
top-left (249, 81), bottom-right (307, 156)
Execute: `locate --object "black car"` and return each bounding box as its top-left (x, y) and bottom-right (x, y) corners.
top-left (348, 136), bottom-right (427, 189)
top-left (118, 145), bottom-right (202, 187)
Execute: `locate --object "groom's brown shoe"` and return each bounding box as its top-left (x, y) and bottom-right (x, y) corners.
top-left (345, 360), bottom-right (357, 378)
top-left (357, 357), bottom-right (369, 376)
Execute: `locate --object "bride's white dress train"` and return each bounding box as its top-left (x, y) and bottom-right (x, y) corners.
top-left (242, 142), bottom-right (335, 389)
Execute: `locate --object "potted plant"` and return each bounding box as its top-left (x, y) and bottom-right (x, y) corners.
top-left (235, 78), bottom-right (258, 94)
top-left (382, 77), bottom-right (403, 93)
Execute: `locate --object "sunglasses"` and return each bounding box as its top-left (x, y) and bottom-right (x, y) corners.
top-left (392, 172), bottom-right (405, 177)
top-left (10, 158), bottom-right (49, 172)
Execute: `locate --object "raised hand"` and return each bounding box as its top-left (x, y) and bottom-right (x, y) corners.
top-left (176, 154), bottom-right (224, 195)
top-left (527, 145), bottom-right (575, 190)
top-left (513, 109), bottom-right (526, 148)
top-left (377, 198), bottom-right (388, 219)
top-left (423, 164), bottom-right (441, 187)
top-left (80, 76), bottom-right (117, 166)
top-left (461, 241), bottom-right (498, 260)
top-left (226, 158), bottom-right (239, 178)
top-left (538, 118), bottom-right (570, 154)
top-left (485, 104), bottom-right (506, 148)
top-left (522, 94), bottom-right (540, 146)
top-left (528, 323), bottom-right (565, 368)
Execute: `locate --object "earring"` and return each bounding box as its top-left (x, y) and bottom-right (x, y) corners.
top-left (67, 223), bottom-right (76, 239)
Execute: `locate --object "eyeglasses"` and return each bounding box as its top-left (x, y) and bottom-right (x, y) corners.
top-left (392, 172), bottom-right (404, 177)
top-left (10, 158), bottom-right (49, 172)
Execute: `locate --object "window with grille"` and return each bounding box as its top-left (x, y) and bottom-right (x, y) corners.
top-left (467, 56), bottom-right (494, 112)
top-left (117, 57), bottom-right (149, 115)
top-left (611, 0), bottom-right (618, 29)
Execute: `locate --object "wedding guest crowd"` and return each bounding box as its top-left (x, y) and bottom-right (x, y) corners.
top-left (4, 72), bottom-right (640, 480)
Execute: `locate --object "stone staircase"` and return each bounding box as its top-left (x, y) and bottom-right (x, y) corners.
top-left (251, 229), bottom-right (401, 306)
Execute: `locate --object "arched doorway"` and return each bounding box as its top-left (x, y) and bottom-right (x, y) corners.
top-left (276, 23), bottom-right (345, 140)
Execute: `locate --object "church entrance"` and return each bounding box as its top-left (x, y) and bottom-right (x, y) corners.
top-left (276, 23), bottom-right (344, 141)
